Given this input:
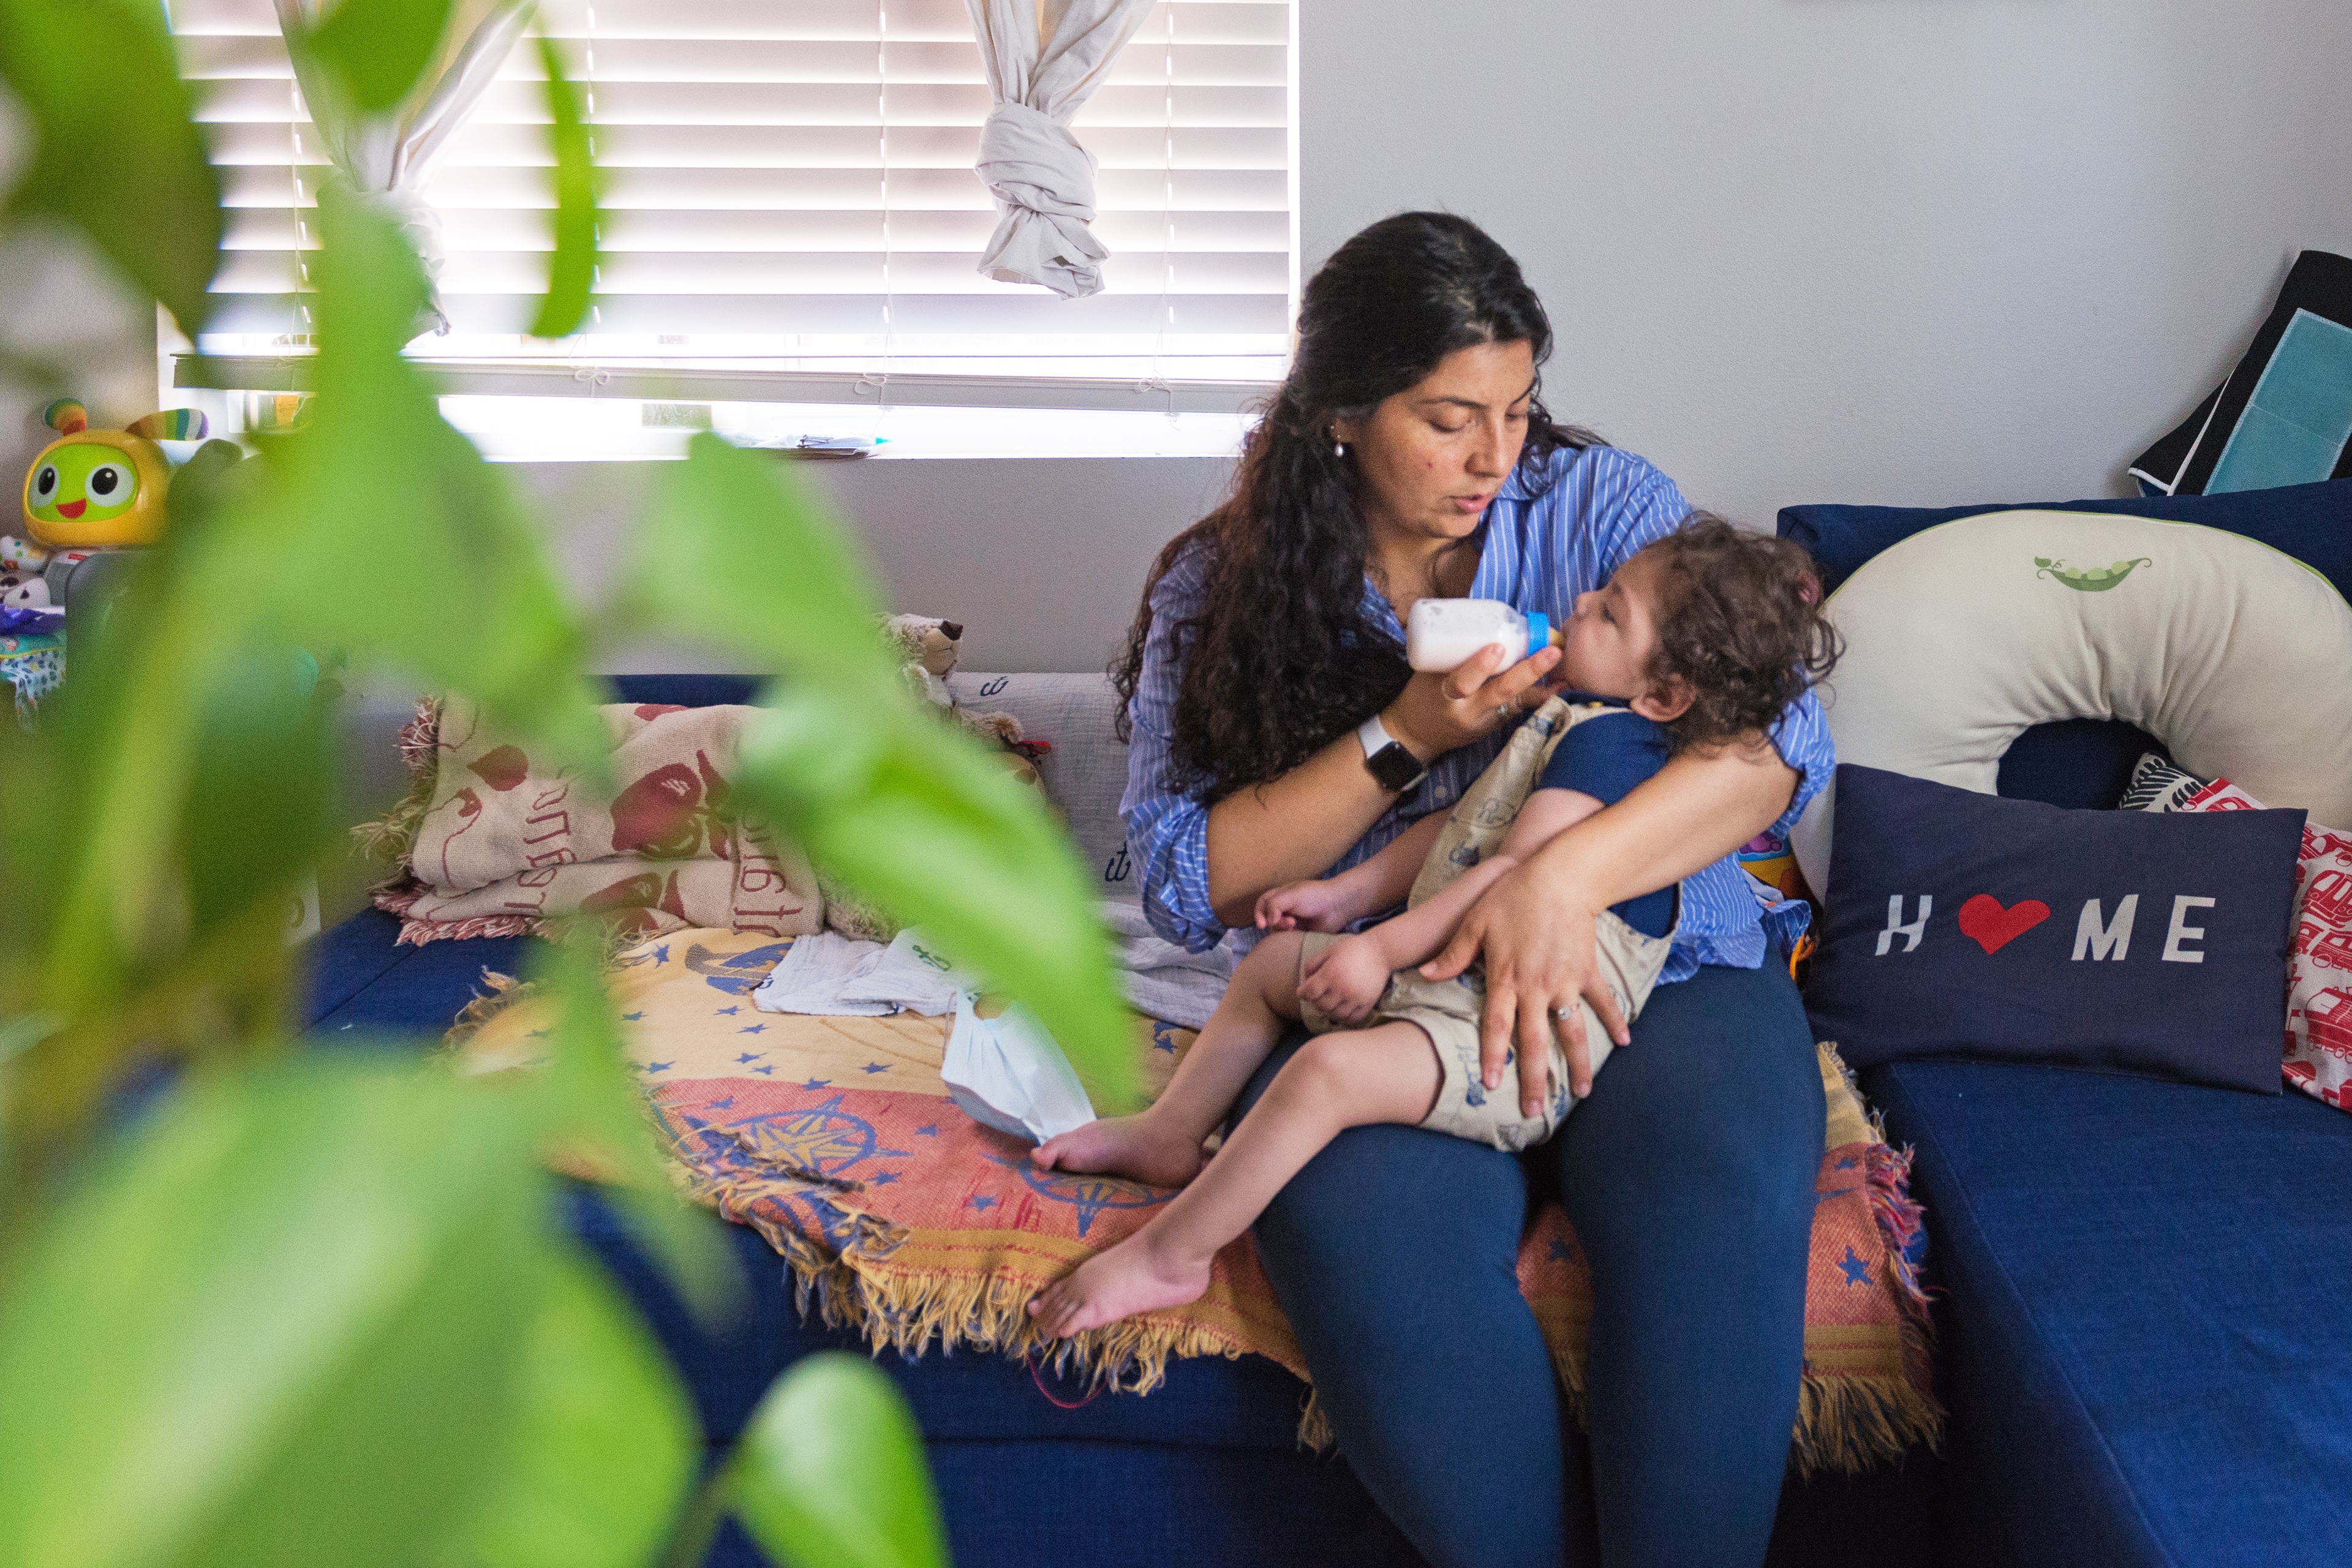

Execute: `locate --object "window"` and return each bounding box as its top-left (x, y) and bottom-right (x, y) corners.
top-left (170, 0), bottom-right (1294, 436)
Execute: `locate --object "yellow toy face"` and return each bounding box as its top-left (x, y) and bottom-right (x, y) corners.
top-left (23, 433), bottom-right (170, 548)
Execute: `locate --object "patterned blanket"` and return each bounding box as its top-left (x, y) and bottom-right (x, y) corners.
top-left (452, 929), bottom-right (1939, 1472)
top-left (371, 697), bottom-right (825, 946)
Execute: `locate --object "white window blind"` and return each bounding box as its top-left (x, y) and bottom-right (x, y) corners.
top-left (170, 0), bottom-right (1294, 405)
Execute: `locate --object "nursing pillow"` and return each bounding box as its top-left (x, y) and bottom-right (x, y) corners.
top-left (1791, 510), bottom-right (2352, 896)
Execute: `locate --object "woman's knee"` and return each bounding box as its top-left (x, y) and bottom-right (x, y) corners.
top-left (1558, 967), bottom-right (1823, 1207)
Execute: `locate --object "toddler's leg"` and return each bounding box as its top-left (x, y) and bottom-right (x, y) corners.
top-left (1032, 930), bottom-right (1312, 1188)
top-left (1030, 1019), bottom-right (1442, 1336)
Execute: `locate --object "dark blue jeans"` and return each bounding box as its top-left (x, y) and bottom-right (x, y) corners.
top-left (1237, 960), bottom-right (1824, 1568)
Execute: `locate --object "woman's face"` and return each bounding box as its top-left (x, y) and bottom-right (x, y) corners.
top-left (1333, 338), bottom-right (1536, 545)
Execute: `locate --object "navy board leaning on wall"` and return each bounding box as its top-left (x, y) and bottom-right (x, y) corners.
top-left (1109, 212), bottom-right (1833, 1568)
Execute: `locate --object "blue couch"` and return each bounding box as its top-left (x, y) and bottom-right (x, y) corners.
top-left (1784, 478), bottom-right (2352, 1567)
top-left (307, 670), bottom-right (1936, 1568)
top-left (313, 478), bottom-right (2352, 1565)
top-left (305, 905), bottom-right (1933, 1567)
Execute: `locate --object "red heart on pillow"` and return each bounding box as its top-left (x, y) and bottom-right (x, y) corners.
top-left (1958, 894), bottom-right (2050, 954)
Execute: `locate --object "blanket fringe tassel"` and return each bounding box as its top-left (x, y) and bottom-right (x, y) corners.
top-left (351, 697), bottom-right (443, 867)
top-left (442, 969), bottom-right (537, 1051)
top-left (696, 1174), bottom-right (1251, 1412)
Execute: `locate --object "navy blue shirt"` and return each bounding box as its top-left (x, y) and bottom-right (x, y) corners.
top-left (1535, 706), bottom-right (1675, 938)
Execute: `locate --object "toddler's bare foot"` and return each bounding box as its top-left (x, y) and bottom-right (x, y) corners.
top-left (1027, 1235), bottom-right (1213, 1337)
top-left (1031, 1114), bottom-right (1205, 1189)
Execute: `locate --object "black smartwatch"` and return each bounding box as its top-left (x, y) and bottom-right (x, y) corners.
top-left (1357, 712), bottom-right (1428, 794)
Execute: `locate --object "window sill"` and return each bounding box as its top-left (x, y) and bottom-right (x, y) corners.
top-left (434, 397), bottom-right (1252, 462)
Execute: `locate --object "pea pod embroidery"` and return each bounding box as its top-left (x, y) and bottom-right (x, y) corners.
top-left (2035, 555), bottom-right (2153, 592)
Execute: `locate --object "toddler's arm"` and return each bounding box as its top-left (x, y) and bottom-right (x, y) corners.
top-left (1355, 787), bottom-right (1607, 974)
top-left (1255, 809), bottom-right (1451, 932)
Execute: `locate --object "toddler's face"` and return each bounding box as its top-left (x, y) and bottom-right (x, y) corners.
top-left (1558, 548), bottom-right (1670, 703)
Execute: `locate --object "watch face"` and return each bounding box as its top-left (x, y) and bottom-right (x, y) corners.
top-left (1368, 742), bottom-right (1425, 793)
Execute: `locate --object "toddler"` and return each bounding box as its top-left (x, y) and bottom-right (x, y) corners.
top-left (1030, 516), bottom-right (1836, 1335)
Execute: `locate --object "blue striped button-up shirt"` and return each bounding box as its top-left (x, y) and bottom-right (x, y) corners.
top-left (1119, 443), bottom-right (1831, 981)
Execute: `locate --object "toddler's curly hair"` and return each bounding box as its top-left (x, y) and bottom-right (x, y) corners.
top-left (1641, 514), bottom-right (1840, 753)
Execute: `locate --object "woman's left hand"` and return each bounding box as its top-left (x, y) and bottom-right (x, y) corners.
top-left (1420, 857), bottom-right (1630, 1118)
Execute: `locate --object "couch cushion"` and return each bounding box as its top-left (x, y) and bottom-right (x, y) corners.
top-left (303, 908), bottom-right (537, 1036)
top-left (1777, 478), bottom-right (2352, 600)
top-left (947, 671), bottom-right (1136, 900)
top-left (1787, 510), bottom-right (2352, 895)
top-left (1867, 1058), bottom-right (2352, 1568)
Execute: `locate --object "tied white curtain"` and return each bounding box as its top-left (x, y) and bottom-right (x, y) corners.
top-left (274, 0), bottom-right (535, 336)
top-left (964, 0), bottom-right (1157, 299)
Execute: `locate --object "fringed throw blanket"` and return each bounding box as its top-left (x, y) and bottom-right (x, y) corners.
top-left (369, 697), bottom-right (825, 946)
top-left (452, 930), bottom-right (1940, 1471)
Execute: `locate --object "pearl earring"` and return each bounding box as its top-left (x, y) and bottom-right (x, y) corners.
top-left (1333, 440), bottom-right (1346, 458)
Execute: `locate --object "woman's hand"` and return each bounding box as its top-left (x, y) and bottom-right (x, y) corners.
top-left (1382, 644), bottom-right (1564, 760)
top-left (1421, 856), bottom-right (1629, 1119)
top-left (1256, 877), bottom-right (1365, 933)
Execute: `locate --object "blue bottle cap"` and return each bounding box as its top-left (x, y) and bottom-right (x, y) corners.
top-left (1524, 612), bottom-right (1548, 660)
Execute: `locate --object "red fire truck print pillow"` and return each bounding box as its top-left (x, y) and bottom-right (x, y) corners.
top-left (1805, 764), bottom-right (2307, 1095)
top-left (2168, 778), bottom-right (2352, 1115)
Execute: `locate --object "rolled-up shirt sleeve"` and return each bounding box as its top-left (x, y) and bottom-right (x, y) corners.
top-left (1119, 549), bottom-right (1229, 952)
top-left (1764, 684), bottom-right (1833, 840)
top-left (1588, 472), bottom-right (1833, 842)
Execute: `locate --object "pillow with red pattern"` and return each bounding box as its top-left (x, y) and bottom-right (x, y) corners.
top-left (2151, 775), bottom-right (2352, 1113)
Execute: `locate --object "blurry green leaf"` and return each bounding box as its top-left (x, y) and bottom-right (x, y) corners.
top-left (11, 437), bottom-right (309, 1180)
top-left (736, 692), bottom-right (1134, 1105)
top-left (633, 434), bottom-right (899, 692)
top-left (529, 36), bottom-right (600, 340)
top-left (299, 0), bottom-right (457, 113)
top-left (231, 184), bottom-right (606, 765)
top-left (0, 0), bottom-right (222, 330)
top-left (639, 436), bottom-right (1133, 1102)
top-left (443, 1249), bottom-right (699, 1568)
top-left (29, 462), bottom-right (262, 1036)
top-left (181, 639), bottom-right (337, 939)
top-left (0, 1057), bottom-right (552, 1568)
top-left (728, 1353), bottom-right (947, 1568)
top-left (529, 927), bottom-right (740, 1324)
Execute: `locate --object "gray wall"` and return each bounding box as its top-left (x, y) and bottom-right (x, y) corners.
top-left (1302, 0), bottom-right (2352, 525)
top-left (514, 454), bottom-right (1234, 676)
top-left (7, 1), bottom-right (2351, 674)
top-left (538, 0), bottom-right (2352, 670)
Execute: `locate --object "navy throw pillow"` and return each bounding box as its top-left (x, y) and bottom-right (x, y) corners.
top-left (1776, 479), bottom-right (2352, 600)
top-left (1805, 764), bottom-right (2305, 1093)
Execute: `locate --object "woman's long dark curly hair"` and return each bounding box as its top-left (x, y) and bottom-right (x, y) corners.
top-left (1112, 211), bottom-right (1599, 802)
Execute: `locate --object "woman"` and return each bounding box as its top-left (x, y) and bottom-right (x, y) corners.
top-left (1115, 212), bottom-right (1830, 1568)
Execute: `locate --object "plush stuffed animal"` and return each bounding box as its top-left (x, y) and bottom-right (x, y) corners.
top-left (876, 612), bottom-right (1032, 750)
top-left (821, 615), bottom-right (1035, 941)
top-left (20, 398), bottom-right (208, 551)
top-left (880, 612), bottom-right (964, 706)
top-left (0, 571), bottom-right (50, 609)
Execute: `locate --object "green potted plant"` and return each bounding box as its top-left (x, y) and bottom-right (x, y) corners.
top-left (0, 6), bottom-right (1133, 1565)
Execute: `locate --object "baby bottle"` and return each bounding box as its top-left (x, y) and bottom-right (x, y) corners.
top-left (1405, 598), bottom-right (1566, 673)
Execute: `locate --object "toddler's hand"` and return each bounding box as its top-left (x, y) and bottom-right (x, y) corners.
top-left (1300, 935), bottom-right (1391, 1025)
top-left (1256, 878), bottom-right (1359, 933)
